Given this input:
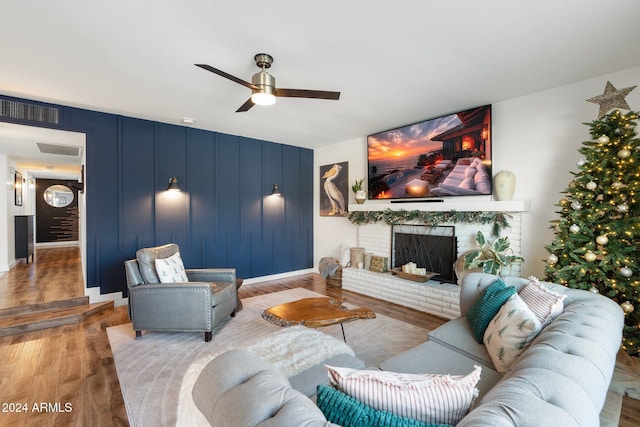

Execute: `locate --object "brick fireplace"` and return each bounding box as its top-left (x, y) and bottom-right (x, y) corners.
top-left (342, 200), bottom-right (528, 319)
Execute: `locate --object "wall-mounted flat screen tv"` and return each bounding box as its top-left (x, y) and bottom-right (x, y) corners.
top-left (367, 105), bottom-right (492, 200)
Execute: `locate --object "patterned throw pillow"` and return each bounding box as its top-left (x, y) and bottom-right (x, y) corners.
top-left (466, 278), bottom-right (517, 343)
top-left (154, 252), bottom-right (189, 283)
top-left (325, 365), bottom-right (481, 425)
top-left (484, 293), bottom-right (542, 373)
top-left (519, 276), bottom-right (566, 325)
top-left (316, 385), bottom-right (454, 427)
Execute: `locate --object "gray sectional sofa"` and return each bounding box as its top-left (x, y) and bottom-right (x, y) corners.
top-left (192, 272), bottom-right (624, 426)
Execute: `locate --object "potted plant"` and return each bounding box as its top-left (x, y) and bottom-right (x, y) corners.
top-left (461, 231), bottom-right (524, 276)
top-left (352, 179), bottom-right (366, 204)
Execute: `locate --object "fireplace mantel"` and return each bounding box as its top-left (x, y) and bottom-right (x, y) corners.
top-left (348, 200), bottom-right (529, 213)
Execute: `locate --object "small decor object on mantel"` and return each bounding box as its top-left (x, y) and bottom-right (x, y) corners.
top-left (351, 178), bottom-right (366, 204)
top-left (349, 247), bottom-right (365, 268)
top-left (369, 256), bottom-right (388, 273)
top-left (391, 264), bottom-right (439, 282)
top-left (493, 170), bottom-right (516, 201)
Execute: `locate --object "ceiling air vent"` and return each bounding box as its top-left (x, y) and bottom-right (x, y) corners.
top-left (0, 98), bottom-right (60, 124)
top-left (35, 142), bottom-right (81, 157)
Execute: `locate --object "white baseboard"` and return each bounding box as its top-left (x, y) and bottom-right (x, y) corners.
top-left (82, 268), bottom-right (316, 306)
top-left (242, 268), bottom-right (316, 285)
top-left (36, 241), bottom-right (79, 248)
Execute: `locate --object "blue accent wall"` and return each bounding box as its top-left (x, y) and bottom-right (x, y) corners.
top-left (1, 95), bottom-right (314, 295)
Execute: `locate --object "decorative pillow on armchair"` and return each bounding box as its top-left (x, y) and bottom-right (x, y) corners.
top-left (154, 252), bottom-right (189, 283)
top-left (325, 365), bottom-right (481, 425)
top-left (484, 293), bottom-right (542, 373)
top-left (466, 278), bottom-right (517, 343)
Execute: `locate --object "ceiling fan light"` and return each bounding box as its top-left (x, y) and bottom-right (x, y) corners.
top-left (251, 92), bottom-right (276, 106)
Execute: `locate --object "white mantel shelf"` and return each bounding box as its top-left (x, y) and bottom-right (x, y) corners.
top-left (348, 199), bottom-right (530, 213)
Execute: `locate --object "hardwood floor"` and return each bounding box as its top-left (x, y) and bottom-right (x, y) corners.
top-left (0, 247), bottom-right (637, 426)
top-left (0, 247), bottom-right (84, 310)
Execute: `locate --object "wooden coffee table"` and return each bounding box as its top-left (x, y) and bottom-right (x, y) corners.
top-left (262, 297), bottom-right (376, 341)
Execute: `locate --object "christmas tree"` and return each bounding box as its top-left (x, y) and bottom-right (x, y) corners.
top-left (544, 81), bottom-right (640, 356)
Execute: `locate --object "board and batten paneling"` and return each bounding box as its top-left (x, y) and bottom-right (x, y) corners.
top-left (0, 94), bottom-right (314, 295)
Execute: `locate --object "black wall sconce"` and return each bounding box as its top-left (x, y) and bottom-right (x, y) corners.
top-left (167, 176), bottom-right (181, 192)
top-left (271, 184), bottom-right (282, 196)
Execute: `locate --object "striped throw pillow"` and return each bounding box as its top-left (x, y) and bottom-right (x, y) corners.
top-left (316, 385), bottom-right (454, 427)
top-left (325, 365), bottom-right (481, 425)
top-left (519, 276), bottom-right (566, 325)
top-left (154, 252), bottom-right (189, 283)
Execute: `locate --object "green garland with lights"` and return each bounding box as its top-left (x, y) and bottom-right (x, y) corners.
top-left (347, 209), bottom-right (511, 237)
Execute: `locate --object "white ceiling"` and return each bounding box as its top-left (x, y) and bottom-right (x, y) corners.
top-left (2, 0), bottom-right (640, 174)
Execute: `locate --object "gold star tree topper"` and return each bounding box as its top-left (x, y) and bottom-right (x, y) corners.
top-left (586, 81), bottom-right (636, 118)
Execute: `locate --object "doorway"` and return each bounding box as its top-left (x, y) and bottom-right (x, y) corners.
top-left (0, 122), bottom-right (87, 299)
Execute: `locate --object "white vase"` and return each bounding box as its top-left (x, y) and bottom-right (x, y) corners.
top-left (494, 170), bottom-right (516, 201)
top-left (355, 190), bottom-right (366, 204)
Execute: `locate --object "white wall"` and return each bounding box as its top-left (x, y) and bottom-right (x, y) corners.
top-left (1, 159), bottom-right (36, 272)
top-left (0, 154), bottom-right (8, 271)
top-left (314, 138), bottom-right (365, 262)
top-left (314, 65), bottom-right (640, 277)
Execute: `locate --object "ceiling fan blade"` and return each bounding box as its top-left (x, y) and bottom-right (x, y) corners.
top-left (195, 64), bottom-right (259, 90)
top-left (236, 98), bottom-right (255, 112)
top-left (275, 88), bottom-right (341, 100)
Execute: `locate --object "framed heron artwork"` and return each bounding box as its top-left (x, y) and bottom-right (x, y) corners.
top-left (319, 162), bottom-right (348, 217)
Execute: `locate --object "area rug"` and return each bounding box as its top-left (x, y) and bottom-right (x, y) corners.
top-left (107, 288), bottom-right (428, 427)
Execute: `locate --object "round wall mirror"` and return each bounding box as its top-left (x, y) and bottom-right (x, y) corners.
top-left (44, 184), bottom-right (74, 208)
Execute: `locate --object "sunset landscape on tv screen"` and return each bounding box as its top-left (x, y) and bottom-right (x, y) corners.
top-left (367, 105), bottom-right (492, 200)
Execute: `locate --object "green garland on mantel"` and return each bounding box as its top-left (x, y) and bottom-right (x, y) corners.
top-left (347, 209), bottom-right (511, 237)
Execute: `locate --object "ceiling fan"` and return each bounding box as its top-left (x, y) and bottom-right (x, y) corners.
top-left (195, 53), bottom-right (341, 112)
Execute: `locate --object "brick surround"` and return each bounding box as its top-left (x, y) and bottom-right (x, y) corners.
top-left (342, 204), bottom-right (526, 318)
top-left (342, 268), bottom-right (461, 319)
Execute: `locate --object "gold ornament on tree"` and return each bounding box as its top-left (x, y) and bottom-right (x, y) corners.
top-left (618, 148), bottom-right (631, 159)
top-left (621, 301), bottom-right (635, 314)
top-left (584, 251), bottom-right (597, 262)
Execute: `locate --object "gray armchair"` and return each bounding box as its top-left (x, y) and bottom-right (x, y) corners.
top-left (124, 243), bottom-right (237, 342)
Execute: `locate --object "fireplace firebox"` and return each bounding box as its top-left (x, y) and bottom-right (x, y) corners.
top-left (391, 225), bottom-right (457, 283)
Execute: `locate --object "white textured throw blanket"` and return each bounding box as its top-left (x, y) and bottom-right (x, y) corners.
top-left (244, 325), bottom-right (354, 377)
top-left (177, 325), bottom-right (354, 427)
